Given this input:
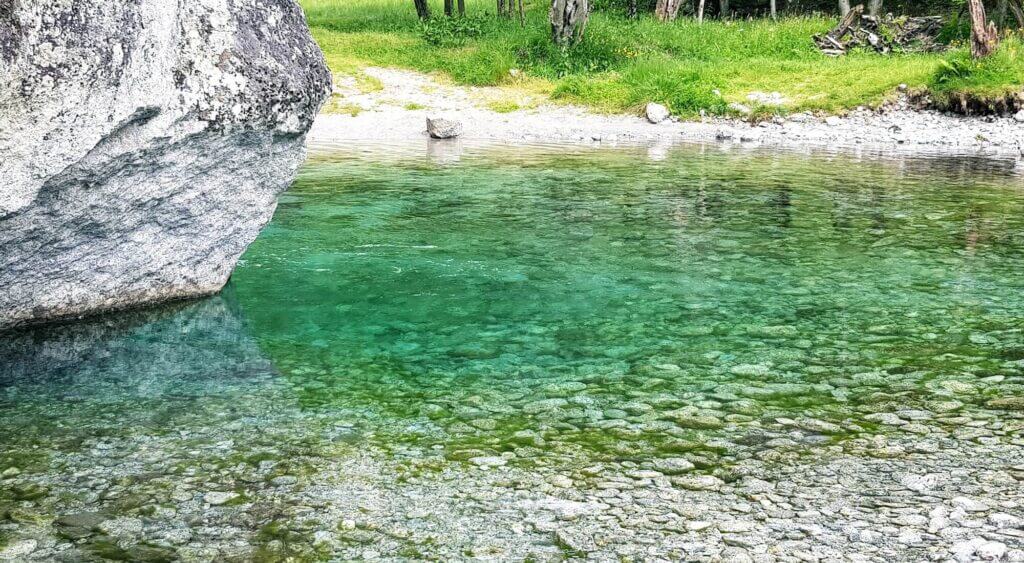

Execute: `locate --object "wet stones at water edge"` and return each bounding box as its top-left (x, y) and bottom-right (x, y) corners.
top-left (426, 116), bottom-right (464, 139)
top-left (0, 0), bottom-right (332, 330)
top-left (645, 102), bottom-right (670, 124)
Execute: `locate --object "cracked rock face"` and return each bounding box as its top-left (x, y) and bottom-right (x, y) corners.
top-left (0, 0), bottom-right (331, 330)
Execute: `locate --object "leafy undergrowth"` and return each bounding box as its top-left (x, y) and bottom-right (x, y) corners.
top-left (301, 0), bottom-right (1022, 117)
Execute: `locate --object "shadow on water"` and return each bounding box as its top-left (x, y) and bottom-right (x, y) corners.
top-left (0, 287), bottom-right (275, 398)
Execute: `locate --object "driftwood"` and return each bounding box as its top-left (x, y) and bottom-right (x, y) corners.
top-left (814, 6), bottom-right (945, 56)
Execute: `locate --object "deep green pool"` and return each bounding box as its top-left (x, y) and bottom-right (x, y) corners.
top-left (2, 142), bottom-right (1024, 558)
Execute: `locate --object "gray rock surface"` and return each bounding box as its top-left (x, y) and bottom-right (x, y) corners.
top-left (426, 116), bottom-right (463, 139)
top-left (0, 0), bottom-right (331, 329)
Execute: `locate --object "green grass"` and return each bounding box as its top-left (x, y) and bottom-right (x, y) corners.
top-left (928, 34), bottom-right (1024, 112)
top-left (301, 0), bottom-right (1023, 116)
top-left (487, 99), bottom-right (523, 112)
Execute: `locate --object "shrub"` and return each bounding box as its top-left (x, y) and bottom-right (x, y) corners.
top-left (418, 15), bottom-right (487, 47)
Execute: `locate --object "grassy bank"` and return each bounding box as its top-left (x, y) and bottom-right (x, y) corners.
top-left (301, 0), bottom-right (1023, 117)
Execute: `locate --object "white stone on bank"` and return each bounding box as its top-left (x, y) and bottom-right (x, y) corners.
top-left (645, 102), bottom-right (670, 124)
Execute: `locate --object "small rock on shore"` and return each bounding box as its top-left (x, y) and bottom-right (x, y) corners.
top-left (427, 116), bottom-right (463, 139)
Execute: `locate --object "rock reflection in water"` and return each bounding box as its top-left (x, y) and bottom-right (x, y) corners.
top-left (0, 290), bottom-right (274, 399)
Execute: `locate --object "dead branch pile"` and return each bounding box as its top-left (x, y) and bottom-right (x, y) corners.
top-left (814, 6), bottom-right (945, 56)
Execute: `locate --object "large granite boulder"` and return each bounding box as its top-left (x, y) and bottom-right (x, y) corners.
top-left (0, 0), bottom-right (332, 330)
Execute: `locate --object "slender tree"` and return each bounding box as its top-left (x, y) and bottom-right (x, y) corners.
top-left (550, 0), bottom-right (589, 46)
top-left (414, 0), bottom-right (431, 19)
top-left (770, 0), bottom-right (777, 19)
top-left (627, 0), bottom-right (638, 18)
top-left (445, 0), bottom-right (454, 16)
top-left (867, 0), bottom-right (882, 15)
top-left (656, 0), bottom-right (685, 20)
top-left (1009, 0), bottom-right (1024, 27)
top-left (458, 0), bottom-right (466, 15)
top-left (719, 0), bottom-right (729, 18)
top-left (697, 0), bottom-right (707, 22)
top-left (838, 0), bottom-right (851, 15)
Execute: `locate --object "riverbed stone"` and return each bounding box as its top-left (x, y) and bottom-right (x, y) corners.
top-left (0, 0), bottom-right (331, 329)
top-left (951, 496), bottom-right (990, 512)
top-left (204, 491), bottom-right (240, 506)
top-left (977, 540), bottom-right (1008, 561)
top-left (0, 540), bottom-right (37, 560)
top-left (672, 475), bottom-right (725, 491)
top-left (54, 512), bottom-right (109, 539)
top-left (987, 397), bottom-right (1024, 410)
top-left (98, 517), bottom-right (144, 537)
top-left (650, 457), bottom-right (695, 475)
top-left (469, 456), bottom-right (507, 468)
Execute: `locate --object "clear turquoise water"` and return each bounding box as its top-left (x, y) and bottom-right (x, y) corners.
top-left (2, 143), bottom-right (1024, 547)
top-left (226, 143), bottom-right (1024, 460)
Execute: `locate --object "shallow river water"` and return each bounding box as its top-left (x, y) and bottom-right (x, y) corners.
top-left (2, 142), bottom-right (1024, 562)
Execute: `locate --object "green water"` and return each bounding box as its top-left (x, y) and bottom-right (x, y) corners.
top-left (2, 142), bottom-right (1024, 557)
top-left (227, 143), bottom-right (1024, 460)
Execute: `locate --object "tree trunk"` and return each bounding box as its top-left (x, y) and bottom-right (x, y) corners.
top-left (518, 0), bottom-right (526, 24)
top-left (444, 0), bottom-right (454, 17)
top-left (719, 0), bottom-right (729, 18)
top-left (867, 0), bottom-right (882, 15)
top-left (770, 0), bottom-right (777, 19)
top-left (1009, 0), bottom-right (1024, 28)
top-left (414, 0), bottom-right (431, 19)
top-left (627, 0), bottom-right (638, 18)
top-left (697, 0), bottom-right (706, 22)
top-left (968, 0), bottom-right (999, 57)
top-left (655, 0), bottom-right (684, 20)
top-left (458, 0), bottom-right (466, 15)
top-left (550, 0), bottom-right (590, 46)
top-left (839, 0), bottom-right (851, 15)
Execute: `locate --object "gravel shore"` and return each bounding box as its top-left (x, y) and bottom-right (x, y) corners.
top-left (310, 67), bottom-right (1024, 157)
